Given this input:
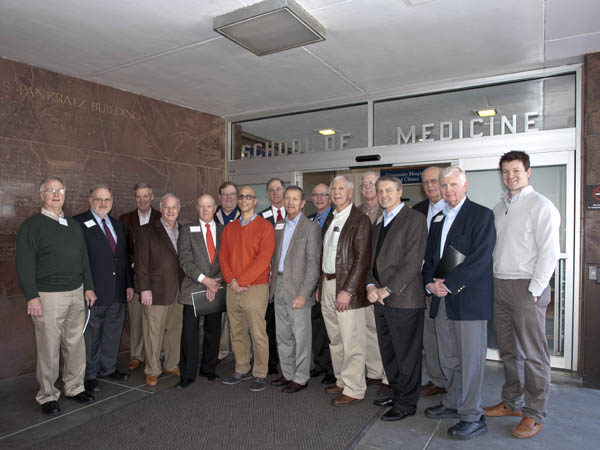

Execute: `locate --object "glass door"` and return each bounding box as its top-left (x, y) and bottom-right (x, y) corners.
top-left (460, 151), bottom-right (576, 370)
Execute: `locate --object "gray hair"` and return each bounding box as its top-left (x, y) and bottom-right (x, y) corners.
top-left (375, 176), bottom-right (402, 191)
top-left (39, 177), bottom-right (65, 192)
top-left (331, 175), bottom-right (354, 190)
top-left (88, 184), bottom-right (112, 198)
top-left (134, 182), bottom-right (153, 195)
top-left (361, 171), bottom-right (379, 182)
top-left (439, 166), bottom-right (467, 183)
top-left (312, 183), bottom-right (330, 195)
top-left (159, 193), bottom-right (181, 209)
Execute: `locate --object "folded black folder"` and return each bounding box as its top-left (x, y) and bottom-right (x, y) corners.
top-left (191, 285), bottom-right (226, 317)
top-left (434, 245), bottom-right (466, 279)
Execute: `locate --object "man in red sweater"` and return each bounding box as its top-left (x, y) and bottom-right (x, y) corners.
top-left (220, 186), bottom-right (276, 392)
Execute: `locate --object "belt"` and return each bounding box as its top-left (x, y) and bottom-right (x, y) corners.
top-left (323, 273), bottom-right (336, 280)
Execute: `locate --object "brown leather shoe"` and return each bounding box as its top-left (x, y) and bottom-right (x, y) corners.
top-left (163, 367), bottom-right (180, 377)
top-left (512, 416), bottom-right (543, 438)
top-left (146, 375), bottom-right (158, 386)
top-left (420, 381), bottom-right (446, 396)
top-left (128, 359), bottom-right (141, 370)
top-left (332, 394), bottom-right (361, 407)
top-left (484, 401), bottom-right (523, 417)
top-left (325, 385), bottom-right (343, 395)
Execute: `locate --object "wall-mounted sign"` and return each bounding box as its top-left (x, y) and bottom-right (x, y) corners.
top-left (380, 168), bottom-right (424, 185)
top-left (585, 185), bottom-right (600, 210)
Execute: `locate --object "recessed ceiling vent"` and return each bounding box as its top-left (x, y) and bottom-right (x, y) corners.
top-left (213, 0), bottom-right (326, 56)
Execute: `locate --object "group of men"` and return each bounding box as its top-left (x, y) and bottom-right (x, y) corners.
top-left (17, 149), bottom-right (559, 442)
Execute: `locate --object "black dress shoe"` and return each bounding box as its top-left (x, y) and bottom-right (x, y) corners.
top-left (84, 379), bottom-right (101, 392)
top-left (373, 397), bottom-right (393, 407)
top-left (101, 370), bottom-right (128, 381)
top-left (310, 368), bottom-right (326, 378)
top-left (424, 404), bottom-right (459, 419)
top-left (381, 408), bottom-right (415, 421)
top-left (198, 371), bottom-right (218, 381)
top-left (65, 391), bottom-right (95, 404)
top-left (176, 379), bottom-right (195, 390)
top-left (321, 373), bottom-right (336, 385)
top-left (282, 381), bottom-right (308, 393)
top-left (447, 417), bottom-right (488, 440)
top-left (41, 400), bottom-right (61, 416)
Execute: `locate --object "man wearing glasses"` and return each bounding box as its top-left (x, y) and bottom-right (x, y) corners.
top-left (220, 186), bottom-right (275, 392)
top-left (17, 177), bottom-right (97, 415)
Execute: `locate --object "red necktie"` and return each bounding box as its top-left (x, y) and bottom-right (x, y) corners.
top-left (205, 223), bottom-right (216, 264)
top-left (276, 208), bottom-right (283, 222)
top-left (102, 218), bottom-right (116, 253)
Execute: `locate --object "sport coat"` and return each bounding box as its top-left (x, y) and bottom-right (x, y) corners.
top-left (270, 214), bottom-right (322, 307)
top-left (366, 206), bottom-right (427, 309)
top-left (422, 197), bottom-right (496, 321)
top-left (119, 207), bottom-right (161, 265)
top-left (178, 221), bottom-right (224, 306)
top-left (412, 199), bottom-right (429, 216)
top-left (135, 220), bottom-right (183, 306)
top-left (74, 210), bottom-right (133, 306)
top-left (321, 205), bottom-right (371, 309)
top-left (260, 205), bottom-right (285, 225)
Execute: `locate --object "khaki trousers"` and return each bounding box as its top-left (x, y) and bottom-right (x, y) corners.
top-left (218, 312), bottom-right (231, 359)
top-left (226, 284), bottom-right (269, 378)
top-left (32, 285), bottom-right (86, 404)
top-left (364, 304), bottom-right (388, 383)
top-left (142, 301), bottom-right (183, 376)
top-left (128, 293), bottom-right (145, 361)
top-left (321, 278), bottom-right (367, 399)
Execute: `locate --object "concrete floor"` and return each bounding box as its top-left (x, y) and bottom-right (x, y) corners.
top-left (1, 357), bottom-right (599, 450)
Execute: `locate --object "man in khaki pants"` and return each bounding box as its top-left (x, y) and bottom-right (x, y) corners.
top-left (16, 177), bottom-right (97, 415)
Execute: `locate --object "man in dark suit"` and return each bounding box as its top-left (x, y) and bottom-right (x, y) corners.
top-left (366, 176), bottom-right (428, 421)
top-left (307, 183), bottom-right (335, 385)
top-left (135, 194), bottom-right (184, 387)
top-left (74, 185), bottom-right (134, 393)
top-left (259, 177), bottom-right (286, 375)
top-left (422, 166), bottom-right (496, 440)
top-left (270, 186), bottom-right (322, 393)
top-left (177, 194), bottom-right (223, 389)
top-left (412, 166), bottom-right (447, 397)
top-left (119, 183), bottom-right (161, 371)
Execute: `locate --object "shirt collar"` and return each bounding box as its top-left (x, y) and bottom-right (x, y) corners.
top-left (333, 203), bottom-right (352, 217)
top-left (504, 185), bottom-right (534, 205)
top-left (382, 203), bottom-right (404, 222)
top-left (240, 213), bottom-right (257, 226)
top-left (90, 209), bottom-right (109, 225)
top-left (443, 197), bottom-right (467, 218)
top-left (160, 217), bottom-right (178, 231)
top-left (286, 212), bottom-right (302, 225)
top-left (199, 219), bottom-right (214, 228)
top-left (41, 208), bottom-right (64, 221)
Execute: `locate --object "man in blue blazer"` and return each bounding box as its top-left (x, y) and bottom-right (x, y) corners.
top-left (422, 167), bottom-right (496, 440)
top-left (75, 185), bottom-right (134, 393)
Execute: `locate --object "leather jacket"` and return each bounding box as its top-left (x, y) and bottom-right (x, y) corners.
top-left (322, 204), bottom-right (372, 309)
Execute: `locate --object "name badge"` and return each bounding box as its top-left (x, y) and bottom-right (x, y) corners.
top-left (84, 220), bottom-right (96, 228)
top-left (262, 210), bottom-right (273, 219)
top-left (433, 214), bottom-right (444, 223)
top-left (275, 223), bottom-right (285, 230)
top-left (58, 218), bottom-right (68, 227)
top-left (190, 226), bottom-right (201, 233)
top-left (334, 226), bottom-right (340, 232)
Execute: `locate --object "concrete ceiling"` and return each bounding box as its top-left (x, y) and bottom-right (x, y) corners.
top-left (0, 0), bottom-right (599, 119)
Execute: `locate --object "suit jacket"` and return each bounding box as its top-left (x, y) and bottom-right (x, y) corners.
top-left (178, 221), bottom-right (224, 306)
top-left (74, 210), bottom-right (133, 306)
top-left (308, 209), bottom-right (334, 237)
top-left (412, 199), bottom-right (430, 216)
top-left (270, 214), bottom-right (322, 307)
top-left (118, 207), bottom-right (161, 267)
top-left (422, 197), bottom-right (496, 321)
top-left (135, 220), bottom-right (183, 306)
top-left (321, 205), bottom-right (371, 309)
top-left (366, 206), bottom-right (427, 309)
top-left (260, 205), bottom-right (284, 226)
top-left (214, 206), bottom-right (240, 226)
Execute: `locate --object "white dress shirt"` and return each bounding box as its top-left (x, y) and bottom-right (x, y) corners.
top-left (322, 203), bottom-right (353, 274)
top-left (197, 219), bottom-right (217, 284)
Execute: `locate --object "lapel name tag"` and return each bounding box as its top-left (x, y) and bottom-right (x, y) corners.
top-left (262, 210), bottom-right (273, 218)
top-left (433, 215), bottom-right (444, 223)
top-left (84, 220), bottom-right (96, 228)
top-left (333, 226), bottom-right (340, 232)
top-left (190, 226), bottom-right (201, 233)
top-left (58, 218), bottom-right (68, 227)
top-left (275, 223), bottom-right (285, 230)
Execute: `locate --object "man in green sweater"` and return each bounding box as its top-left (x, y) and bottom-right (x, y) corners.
top-left (16, 177), bottom-right (97, 416)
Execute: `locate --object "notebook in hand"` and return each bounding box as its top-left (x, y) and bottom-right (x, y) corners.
top-left (434, 245), bottom-right (466, 279)
top-left (191, 285), bottom-right (226, 317)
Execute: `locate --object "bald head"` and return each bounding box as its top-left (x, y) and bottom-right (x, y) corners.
top-left (197, 194), bottom-right (216, 223)
top-left (238, 185), bottom-right (258, 216)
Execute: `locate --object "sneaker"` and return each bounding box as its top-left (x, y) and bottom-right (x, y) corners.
top-left (249, 377), bottom-right (268, 392)
top-left (222, 371), bottom-right (252, 385)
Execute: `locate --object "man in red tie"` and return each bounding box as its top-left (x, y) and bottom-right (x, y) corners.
top-left (177, 194), bottom-right (224, 388)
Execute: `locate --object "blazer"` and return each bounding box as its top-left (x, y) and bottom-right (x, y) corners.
top-left (412, 199), bottom-right (430, 216)
top-left (308, 209), bottom-right (334, 237)
top-left (74, 210), bottom-right (133, 306)
top-left (270, 214), bottom-right (322, 307)
top-left (119, 207), bottom-right (161, 265)
top-left (321, 205), bottom-right (371, 310)
top-left (178, 221), bottom-right (224, 306)
top-left (422, 197), bottom-right (496, 321)
top-left (366, 206), bottom-right (427, 309)
top-left (135, 220), bottom-right (183, 306)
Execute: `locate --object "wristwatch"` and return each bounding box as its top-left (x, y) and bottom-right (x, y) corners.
top-left (384, 286), bottom-right (393, 294)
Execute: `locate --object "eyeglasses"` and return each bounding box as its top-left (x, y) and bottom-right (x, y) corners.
top-left (360, 181), bottom-right (376, 187)
top-left (268, 188), bottom-right (283, 194)
top-left (423, 180), bottom-right (439, 186)
top-left (221, 192), bottom-right (237, 198)
top-left (43, 188), bottom-right (65, 195)
top-left (311, 193), bottom-right (329, 198)
top-left (238, 194), bottom-right (256, 201)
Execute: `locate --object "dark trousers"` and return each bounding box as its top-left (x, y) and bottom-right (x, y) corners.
top-left (374, 304), bottom-right (424, 413)
top-left (84, 301), bottom-right (126, 380)
top-left (311, 302), bottom-right (333, 374)
top-left (180, 305), bottom-right (222, 381)
top-left (266, 302), bottom-right (279, 372)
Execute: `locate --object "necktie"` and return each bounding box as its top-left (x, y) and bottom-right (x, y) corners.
top-left (276, 208), bottom-right (283, 222)
top-left (205, 223), bottom-right (216, 264)
top-left (102, 218), bottom-right (116, 253)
